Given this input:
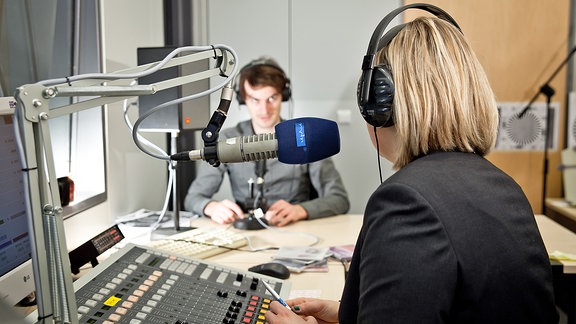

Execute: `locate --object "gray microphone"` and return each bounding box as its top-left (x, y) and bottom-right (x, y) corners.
top-left (170, 117), bottom-right (340, 164)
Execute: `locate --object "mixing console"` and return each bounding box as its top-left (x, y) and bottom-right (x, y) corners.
top-left (70, 244), bottom-right (290, 323)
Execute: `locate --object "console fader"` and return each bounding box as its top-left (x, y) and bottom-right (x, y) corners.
top-left (71, 243), bottom-right (290, 323)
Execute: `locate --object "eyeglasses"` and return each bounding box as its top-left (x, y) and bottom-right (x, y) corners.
top-left (246, 93), bottom-right (281, 105)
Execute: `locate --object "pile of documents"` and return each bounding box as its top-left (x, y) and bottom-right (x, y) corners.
top-left (272, 246), bottom-right (331, 272)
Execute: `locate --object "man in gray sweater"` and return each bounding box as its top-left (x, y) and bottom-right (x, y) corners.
top-left (184, 57), bottom-right (349, 226)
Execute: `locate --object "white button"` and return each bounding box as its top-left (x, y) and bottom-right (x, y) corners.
top-left (78, 306), bottom-right (90, 314)
top-left (85, 299), bottom-right (97, 307)
top-left (146, 300), bottom-right (158, 307)
top-left (92, 293), bottom-right (104, 301)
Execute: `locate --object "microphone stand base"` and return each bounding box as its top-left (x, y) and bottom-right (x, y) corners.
top-left (233, 217), bottom-right (268, 230)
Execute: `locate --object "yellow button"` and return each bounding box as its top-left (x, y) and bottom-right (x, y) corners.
top-left (103, 296), bottom-right (121, 307)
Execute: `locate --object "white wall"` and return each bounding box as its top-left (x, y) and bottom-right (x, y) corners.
top-left (64, 0), bottom-right (167, 249)
top-left (199, 0), bottom-right (400, 214)
top-left (100, 0), bottom-right (167, 216)
top-left (64, 0), bottom-right (403, 249)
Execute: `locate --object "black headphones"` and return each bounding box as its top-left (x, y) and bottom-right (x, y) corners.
top-left (357, 3), bottom-right (461, 128)
top-left (234, 57), bottom-right (292, 105)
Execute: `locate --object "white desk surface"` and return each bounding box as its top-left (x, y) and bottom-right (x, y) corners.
top-left (20, 214), bottom-right (363, 320)
top-left (192, 214), bottom-right (576, 295)
top-left (535, 214), bottom-right (576, 273)
top-left (118, 213), bottom-right (576, 300)
top-left (189, 214), bottom-right (363, 301)
top-left (19, 213), bottom-right (576, 321)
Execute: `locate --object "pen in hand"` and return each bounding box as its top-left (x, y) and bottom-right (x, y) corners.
top-left (261, 280), bottom-right (291, 310)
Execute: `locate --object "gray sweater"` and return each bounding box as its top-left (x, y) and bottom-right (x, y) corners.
top-left (184, 120), bottom-right (350, 219)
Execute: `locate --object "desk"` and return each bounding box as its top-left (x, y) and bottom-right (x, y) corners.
top-left (188, 214), bottom-right (363, 300)
top-left (545, 198), bottom-right (576, 234)
top-left (536, 214), bottom-right (576, 273)
top-left (195, 214), bottom-right (574, 321)
top-left (20, 213), bottom-right (576, 322)
top-left (18, 214), bottom-right (363, 322)
top-left (73, 214), bottom-right (576, 303)
top-left (536, 214), bottom-right (576, 324)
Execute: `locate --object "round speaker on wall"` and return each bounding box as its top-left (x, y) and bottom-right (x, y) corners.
top-left (494, 102), bottom-right (558, 151)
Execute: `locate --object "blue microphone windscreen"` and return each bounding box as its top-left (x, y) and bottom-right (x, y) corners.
top-left (275, 117), bottom-right (340, 164)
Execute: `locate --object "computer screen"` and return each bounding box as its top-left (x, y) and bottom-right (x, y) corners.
top-left (0, 98), bottom-right (35, 306)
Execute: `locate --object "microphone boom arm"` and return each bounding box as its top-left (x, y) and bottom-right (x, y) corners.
top-left (14, 45), bottom-right (238, 324)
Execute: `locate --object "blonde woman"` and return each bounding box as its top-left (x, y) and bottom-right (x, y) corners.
top-left (266, 4), bottom-right (558, 324)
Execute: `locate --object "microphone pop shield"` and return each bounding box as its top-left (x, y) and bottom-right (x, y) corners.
top-left (275, 117), bottom-right (340, 164)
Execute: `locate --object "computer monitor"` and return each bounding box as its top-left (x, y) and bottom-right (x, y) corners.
top-left (0, 98), bottom-right (35, 306)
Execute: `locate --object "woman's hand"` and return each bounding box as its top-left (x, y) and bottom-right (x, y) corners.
top-left (265, 298), bottom-right (340, 324)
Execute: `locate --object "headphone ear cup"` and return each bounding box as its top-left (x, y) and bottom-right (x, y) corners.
top-left (358, 66), bottom-right (395, 127)
top-left (282, 78), bottom-right (292, 102)
top-left (235, 84), bottom-right (245, 105)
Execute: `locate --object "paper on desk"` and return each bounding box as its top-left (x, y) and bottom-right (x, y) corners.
top-left (274, 246), bottom-right (331, 263)
top-left (549, 250), bottom-right (576, 261)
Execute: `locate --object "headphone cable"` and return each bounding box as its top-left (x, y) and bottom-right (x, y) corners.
top-left (373, 126), bottom-right (383, 184)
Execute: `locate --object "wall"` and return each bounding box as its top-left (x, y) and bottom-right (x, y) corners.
top-left (101, 0), bottom-right (168, 217)
top-left (64, 0), bottom-right (167, 249)
top-left (201, 0), bottom-right (574, 214)
top-left (404, 0), bottom-right (571, 213)
top-left (65, 0), bottom-right (574, 249)
top-left (197, 0), bottom-right (403, 214)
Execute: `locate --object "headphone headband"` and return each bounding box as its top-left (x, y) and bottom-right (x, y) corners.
top-left (234, 57), bottom-right (292, 104)
top-left (366, 3), bottom-right (461, 58)
top-left (357, 3), bottom-right (461, 128)
top-left (238, 57), bottom-right (285, 75)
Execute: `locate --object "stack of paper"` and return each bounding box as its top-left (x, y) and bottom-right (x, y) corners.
top-left (329, 244), bottom-right (355, 261)
top-left (272, 246), bottom-right (332, 273)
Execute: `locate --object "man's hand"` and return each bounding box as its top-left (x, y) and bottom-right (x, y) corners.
top-left (203, 200), bottom-right (244, 224)
top-left (265, 200), bottom-right (308, 226)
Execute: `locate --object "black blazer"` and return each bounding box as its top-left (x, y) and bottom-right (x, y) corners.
top-left (339, 152), bottom-right (558, 323)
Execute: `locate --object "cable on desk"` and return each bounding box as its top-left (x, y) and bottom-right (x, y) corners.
top-left (249, 208), bottom-right (321, 248)
top-left (170, 238), bottom-right (275, 253)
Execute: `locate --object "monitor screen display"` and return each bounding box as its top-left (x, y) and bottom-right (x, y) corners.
top-left (0, 98), bottom-right (35, 306)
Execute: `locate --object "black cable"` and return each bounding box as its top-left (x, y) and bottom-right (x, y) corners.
top-left (373, 126), bottom-right (383, 183)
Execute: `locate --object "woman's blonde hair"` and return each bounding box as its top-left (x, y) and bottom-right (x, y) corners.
top-left (378, 16), bottom-right (498, 169)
